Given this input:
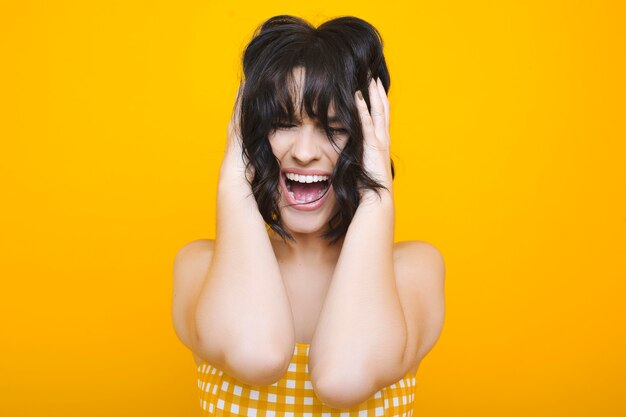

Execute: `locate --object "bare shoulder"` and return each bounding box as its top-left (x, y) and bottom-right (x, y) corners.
top-left (392, 240), bottom-right (446, 374)
top-left (175, 238), bottom-right (215, 259)
top-left (172, 239), bottom-right (215, 367)
top-left (174, 239), bottom-right (215, 264)
top-left (172, 239), bottom-right (216, 292)
top-left (393, 240), bottom-right (445, 273)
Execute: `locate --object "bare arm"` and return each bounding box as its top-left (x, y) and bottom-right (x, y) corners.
top-left (309, 79), bottom-right (406, 408)
top-left (172, 239), bottom-right (215, 366)
top-left (192, 84), bottom-right (295, 386)
top-left (309, 191), bottom-right (404, 407)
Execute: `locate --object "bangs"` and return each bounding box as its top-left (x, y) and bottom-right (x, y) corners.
top-left (269, 55), bottom-right (352, 145)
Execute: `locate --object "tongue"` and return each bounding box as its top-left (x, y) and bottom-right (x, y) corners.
top-left (291, 181), bottom-right (325, 203)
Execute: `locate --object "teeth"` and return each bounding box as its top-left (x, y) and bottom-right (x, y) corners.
top-left (285, 172), bottom-right (329, 183)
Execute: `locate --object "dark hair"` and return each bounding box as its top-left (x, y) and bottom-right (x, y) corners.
top-left (238, 15), bottom-right (395, 245)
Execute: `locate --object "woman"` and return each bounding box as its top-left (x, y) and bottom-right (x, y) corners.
top-left (172, 14), bottom-right (446, 415)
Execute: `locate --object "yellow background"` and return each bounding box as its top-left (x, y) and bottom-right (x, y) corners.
top-left (1, 0), bottom-right (624, 415)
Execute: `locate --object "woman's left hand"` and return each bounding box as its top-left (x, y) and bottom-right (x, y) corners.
top-left (354, 77), bottom-right (393, 195)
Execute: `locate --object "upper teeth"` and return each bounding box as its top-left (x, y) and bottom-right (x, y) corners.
top-left (286, 172), bottom-right (328, 183)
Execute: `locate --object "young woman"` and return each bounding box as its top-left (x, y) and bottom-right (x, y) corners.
top-left (172, 15), bottom-right (445, 415)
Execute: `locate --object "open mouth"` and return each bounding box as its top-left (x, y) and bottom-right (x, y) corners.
top-left (283, 172), bottom-right (330, 204)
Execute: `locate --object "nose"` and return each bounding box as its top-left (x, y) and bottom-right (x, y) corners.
top-left (290, 125), bottom-right (323, 165)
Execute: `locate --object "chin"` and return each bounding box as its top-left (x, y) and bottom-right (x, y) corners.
top-left (281, 209), bottom-right (329, 236)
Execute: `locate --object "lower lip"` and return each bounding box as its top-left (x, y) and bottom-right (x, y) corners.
top-left (280, 174), bottom-right (332, 211)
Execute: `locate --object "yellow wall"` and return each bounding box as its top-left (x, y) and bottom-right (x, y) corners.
top-left (1, 1), bottom-right (624, 415)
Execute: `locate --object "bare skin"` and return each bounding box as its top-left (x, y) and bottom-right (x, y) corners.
top-left (172, 69), bottom-right (445, 407)
top-left (182, 237), bottom-right (425, 376)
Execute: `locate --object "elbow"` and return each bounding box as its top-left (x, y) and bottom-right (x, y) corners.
top-left (223, 341), bottom-right (291, 386)
top-left (312, 368), bottom-right (375, 409)
top-left (193, 310), bottom-right (291, 386)
top-left (195, 338), bottom-right (289, 386)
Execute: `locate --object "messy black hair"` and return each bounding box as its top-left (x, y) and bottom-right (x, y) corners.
top-left (238, 15), bottom-right (395, 245)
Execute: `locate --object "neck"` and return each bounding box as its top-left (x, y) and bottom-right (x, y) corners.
top-left (268, 228), bottom-right (344, 265)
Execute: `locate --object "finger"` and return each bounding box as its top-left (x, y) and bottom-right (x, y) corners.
top-left (355, 89), bottom-right (375, 143)
top-left (229, 81), bottom-right (245, 139)
top-left (375, 78), bottom-right (390, 129)
top-left (367, 78), bottom-right (387, 141)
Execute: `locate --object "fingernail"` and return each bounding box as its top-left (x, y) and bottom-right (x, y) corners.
top-left (357, 90), bottom-right (363, 100)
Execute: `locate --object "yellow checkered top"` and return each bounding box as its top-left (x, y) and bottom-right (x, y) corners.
top-left (197, 342), bottom-right (417, 416)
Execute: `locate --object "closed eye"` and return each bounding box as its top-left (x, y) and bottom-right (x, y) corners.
top-left (329, 127), bottom-right (349, 135)
top-left (272, 123), bottom-right (348, 135)
top-left (274, 123), bottom-right (297, 130)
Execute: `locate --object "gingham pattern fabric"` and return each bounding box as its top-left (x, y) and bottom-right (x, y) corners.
top-left (197, 342), bottom-right (417, 416)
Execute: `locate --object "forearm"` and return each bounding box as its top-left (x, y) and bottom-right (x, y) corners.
top-left (194, 150), bottom-right (295, 369)
top-left (309, 189), bottom-right (407, 386)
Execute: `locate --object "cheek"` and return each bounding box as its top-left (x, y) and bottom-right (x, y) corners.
top-left (267, 143), bottom-right (281, 160)
top-left (329, 151), bottom-right (342, 168)
top-left (268, 136), bottom-right (288, 159)
top-left (327, 138), bottom-right (348, 159)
